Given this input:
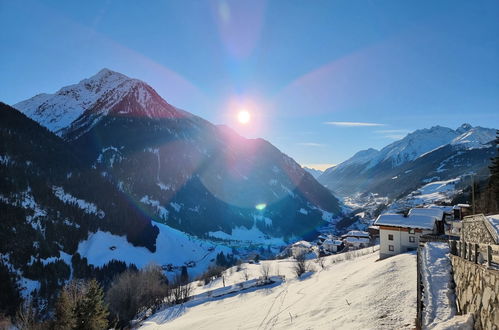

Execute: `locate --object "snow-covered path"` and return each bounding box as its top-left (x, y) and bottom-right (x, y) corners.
top-left (141, 250), bottom-right (417, 329)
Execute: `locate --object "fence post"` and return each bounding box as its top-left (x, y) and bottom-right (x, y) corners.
top-left (474, 244), bottom-right (479, 264)
top-left (449, 240), bottom-right (456, 255)
top-left (416, 246), bottom-right (422, 328)
top-left (487, 245), bottom-right (492, 268)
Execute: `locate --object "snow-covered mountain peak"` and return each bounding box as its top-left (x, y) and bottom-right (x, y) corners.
top-left (322, 148), bottom-right (379, 175)
top-left (370, 125), bottom-right (458, 168)
top-left (67, 68), bottom-right (137, 95)
top-left (451, 125), bottom-right (496, 149)
top-left (13, 69), bottom-right (184, 137)
top-left (342, 148), bottom-right (379, 166)
top-left (456, 123), bottom-right (472, 134)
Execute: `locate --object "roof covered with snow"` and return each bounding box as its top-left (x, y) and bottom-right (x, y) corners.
top-left (453, 204), bottom-right (470, 209)
top-left (344, 237), bottom-right (370, 244)
top-left (342, 230), bottom-right (370, 238)
top-left (323, 239), bottom-right (343, 246)
top-left (426, 205), bottom-right (454, 214)
top-left (375, 213), bottom-right (437, 230)
top-left (408, 208), bottom-right (444, 220)
top-left (292, 240), bottom-right (312, 248)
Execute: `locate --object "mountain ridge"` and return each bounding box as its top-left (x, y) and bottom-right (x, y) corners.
top-left (319, 123), bottom-right (497, 200)
top-left (14, 69), bottom-right (193, 140)
top-left (12, 69), bottom-right (342, 242)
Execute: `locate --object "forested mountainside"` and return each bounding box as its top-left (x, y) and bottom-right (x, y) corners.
top-left (0, 102), bottom-right (160, 311)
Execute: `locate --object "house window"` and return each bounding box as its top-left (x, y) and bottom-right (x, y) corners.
top-left (388, 234), bottom-right (394, 241)
top-left (389, 245), bottom-right (394, 251)
top-left (408, 228), bottom-right (415, 234)
top-left (409, 236), bottom-right (415, 243)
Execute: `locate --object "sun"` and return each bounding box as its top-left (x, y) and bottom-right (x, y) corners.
top-left (237, 110), bottom-right (251, 124)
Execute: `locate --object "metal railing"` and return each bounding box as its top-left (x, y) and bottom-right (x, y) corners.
top-left (449, 240), bottom-right (499, 269)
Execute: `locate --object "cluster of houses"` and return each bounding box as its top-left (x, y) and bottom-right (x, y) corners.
top-left (317, 230), bottom-right (372, 255)
top-left (373, 204), bottom-right (471, 259)
top-left (279, 203), bottom-right (475, 260)
top-left (282, 229), bottom-right (373, 258)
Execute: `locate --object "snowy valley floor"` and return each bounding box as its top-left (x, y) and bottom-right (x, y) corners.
top-left (140, 249), bottom-right (417, 330)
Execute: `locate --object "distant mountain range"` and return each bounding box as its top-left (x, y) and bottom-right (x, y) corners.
top-left (303, 166), bottom-right (324, 179)
top-left (318, 124), bottom-right (497, 205)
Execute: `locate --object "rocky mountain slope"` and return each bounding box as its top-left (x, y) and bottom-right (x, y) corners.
top-left (14, 69), bottom-right (341, 242)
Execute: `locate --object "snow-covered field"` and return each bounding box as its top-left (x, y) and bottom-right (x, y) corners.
top-left (77, 221), bottom-right (231, 278)
top-left (141, 248), bottom-right (417, 330)
top-left (388, 178), bottom-right (460, 212)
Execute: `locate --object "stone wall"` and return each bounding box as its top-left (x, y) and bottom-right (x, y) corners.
top-left (462, 215), bottom-right (497, 245)
top-left (451, 255), bottom-right (499, 329)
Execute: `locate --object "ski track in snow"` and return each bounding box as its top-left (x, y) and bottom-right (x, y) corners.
top-left (141, 249), bottom-right (417, 330)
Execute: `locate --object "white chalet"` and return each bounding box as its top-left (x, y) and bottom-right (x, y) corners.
top-left (374, 212), bottom-right (439, 259)
top-left (322, 239), bottom-right (343, 253)
top-left (341, 230), bottom-right (370, 249)
top-left (343, 237), bottom-right (370, 248)
top-left (341, 230), bottom-right (370, 240)
top-left (290, 240), bottom-right (312, 257)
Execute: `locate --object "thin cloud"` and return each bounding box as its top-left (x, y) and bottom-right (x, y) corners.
top-left (374, 129), bottom-right (411, 140)
top-left (297, 142), bottom-right (325, 147)
top-left (384, 134), bottom-right (407, 140)
top-left (324, 121), bottom-right (385, 127)
top-left (375, 129), bottom-right (411, 134)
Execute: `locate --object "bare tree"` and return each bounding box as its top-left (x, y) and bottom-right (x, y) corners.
top-left (170, 273), bottom-right (192, 305)
top-left (236, 259), bottom-right (243, 272)
top-left (14, 299), bottom-right (40, 330)
top-left (106, 263), bottom-right (169, 326)
top-left (198, 265), bottom-right (225, 285)
top-left (316, 255), bottom-right (327, 270)
top-left (241, 267), bottom-right (250, 281)
top-left (293, 252), bottom-right (309, 278)
top-left (260, 263), bottom-right (271, 280)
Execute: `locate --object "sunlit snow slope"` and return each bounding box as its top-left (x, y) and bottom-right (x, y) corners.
top-left (141, 249), bottom-right (416, 330)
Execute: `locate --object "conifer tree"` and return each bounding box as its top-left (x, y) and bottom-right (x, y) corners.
top-left (74, 279), bottom-right (109, 330)
top-left (0, 261), bottom-right (21, 317)
top-left (54, 289), bottom-right (76, 330)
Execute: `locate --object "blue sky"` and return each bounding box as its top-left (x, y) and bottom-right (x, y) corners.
top-left (1, 0), bottom-right (498, 169)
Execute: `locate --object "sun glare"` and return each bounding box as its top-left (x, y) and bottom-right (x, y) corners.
top-left (237, 110), bottom-right (251, 124)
